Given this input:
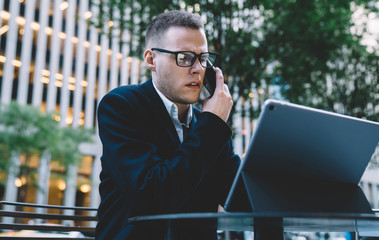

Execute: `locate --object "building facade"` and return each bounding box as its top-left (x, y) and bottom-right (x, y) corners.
top-left (0, 0), bottom-right (378, 219)
top-left (0, 0), bottom-right (141, 214)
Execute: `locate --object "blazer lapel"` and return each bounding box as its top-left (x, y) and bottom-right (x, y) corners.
top-left (141, 79), bottom-right (181, 155)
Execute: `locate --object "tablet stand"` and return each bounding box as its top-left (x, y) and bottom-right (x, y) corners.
top-left (241, 171), bottom-right (373, 214)
top-left (225, 170), bottom-right (374, 239)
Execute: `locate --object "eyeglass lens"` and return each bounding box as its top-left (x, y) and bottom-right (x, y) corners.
top-left (177, 52), bottom-right (216, 68)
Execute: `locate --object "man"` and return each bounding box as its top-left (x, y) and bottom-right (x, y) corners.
top-left (96, 10), bottom-right (243, 239)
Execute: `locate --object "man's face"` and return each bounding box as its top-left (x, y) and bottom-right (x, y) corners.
top-left (151, 27), bottom-right (208, 107)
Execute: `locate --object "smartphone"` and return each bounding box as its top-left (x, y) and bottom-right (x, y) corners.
top-left (203, 60), bottom-right (216, 97)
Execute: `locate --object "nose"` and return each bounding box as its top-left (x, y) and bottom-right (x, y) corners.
top-left (190, 57), bottom-right (204, 74)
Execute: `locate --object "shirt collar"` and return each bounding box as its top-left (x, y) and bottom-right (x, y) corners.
top-left (153, 80), bottom-right (193, 127)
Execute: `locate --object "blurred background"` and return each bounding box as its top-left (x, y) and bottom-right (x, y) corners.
top-left (0, 0), bottom-right (378, 239)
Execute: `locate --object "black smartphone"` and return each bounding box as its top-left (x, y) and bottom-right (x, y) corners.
top-left (203, 60), bottom-right (216, 97)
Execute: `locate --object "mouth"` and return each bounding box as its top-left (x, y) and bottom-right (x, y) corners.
top-left (186, 82), bottom-right (201, 90)
top-left (186, 80), bottom-right (202, 89)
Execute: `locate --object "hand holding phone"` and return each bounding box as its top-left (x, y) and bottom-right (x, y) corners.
top-left (202, 63), bottom-right (233, 122)
top-left (203, 60), bottom-right (216, 97)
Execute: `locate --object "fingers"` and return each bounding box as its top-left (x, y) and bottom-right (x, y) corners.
top-left (212, 67), bottom-right (232, 103)
top-left (223, 82), bottom-right (231, 96)
top-left (214, 67), bottom-right (225, 92)
top-left (214, 67), bottom-right (232, 100)
top-left (202, 67), bottom-right (233, 122)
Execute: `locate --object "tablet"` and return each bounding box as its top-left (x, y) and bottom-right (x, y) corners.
top-left (242, 99), bottom-right (379, 184)
top-left (225, 99), bottom-right (379, 213)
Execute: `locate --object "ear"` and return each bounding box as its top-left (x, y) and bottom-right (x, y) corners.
top-left (144, 49), bottom-right (155, 71)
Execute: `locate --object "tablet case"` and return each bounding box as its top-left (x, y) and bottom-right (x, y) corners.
top-left (226, 99), bottom-right (379, 214)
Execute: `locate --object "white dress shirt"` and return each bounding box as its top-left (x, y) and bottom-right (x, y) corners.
top-left (153, 81), bottom-right (193, 143)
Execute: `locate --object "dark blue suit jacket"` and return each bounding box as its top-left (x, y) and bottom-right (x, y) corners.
top-left (96, 79), bottom-right (241, 239)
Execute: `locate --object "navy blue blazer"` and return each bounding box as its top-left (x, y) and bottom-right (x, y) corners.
top-left (96, 79), bottom-right (241, 239)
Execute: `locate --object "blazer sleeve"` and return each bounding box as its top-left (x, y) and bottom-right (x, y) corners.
top-left (98, 90), bottom-right (240, 216)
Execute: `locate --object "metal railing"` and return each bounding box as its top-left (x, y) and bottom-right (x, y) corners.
top-left (0, 201), bottom-right (98, 239)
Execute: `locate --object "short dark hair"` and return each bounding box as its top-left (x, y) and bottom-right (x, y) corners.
top-left (145, 10), bottom-right (204, 48)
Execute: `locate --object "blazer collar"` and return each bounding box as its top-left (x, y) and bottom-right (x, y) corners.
top-left (141, 79), bottom-right (181, 150)
top-left (152, 80), bottom-right (193, 128)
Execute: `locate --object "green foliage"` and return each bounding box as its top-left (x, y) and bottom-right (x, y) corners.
top-left (0, 102), bottom-right (58, 172)
top-left (90, 0), bottom-right (379, 122)
top-left (321, 44), bottom-right (379, 120)
top-left (50, 126), bottom-right (94, 168)
top-left (89, 0), bottom-right (179, 56)
top-left (0, 101), bottom-right (94, 172)
top-left (0, 101), bottom-right (58, 155)
top-left (258, 0), bottom-right (379, 121)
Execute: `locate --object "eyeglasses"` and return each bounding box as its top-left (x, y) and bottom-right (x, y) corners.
top-left (151, 48), bottom-right (218, 68)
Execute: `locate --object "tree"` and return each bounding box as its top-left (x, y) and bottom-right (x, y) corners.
top-left (258, 0), bottom-right (379, 121)
top-left (90, 0), bottom-right (379, 169)
top-left (90, 0), bottom-right (378, 119)
top-left (89, 0), bottom-right (271, 123)
top-left (0, 101), bottom-right (93, 202)
top-left (0, 102), bottom-right (58, 171)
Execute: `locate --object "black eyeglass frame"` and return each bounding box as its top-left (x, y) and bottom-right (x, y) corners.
top-left (151, 48), bottom-right (219, 68)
